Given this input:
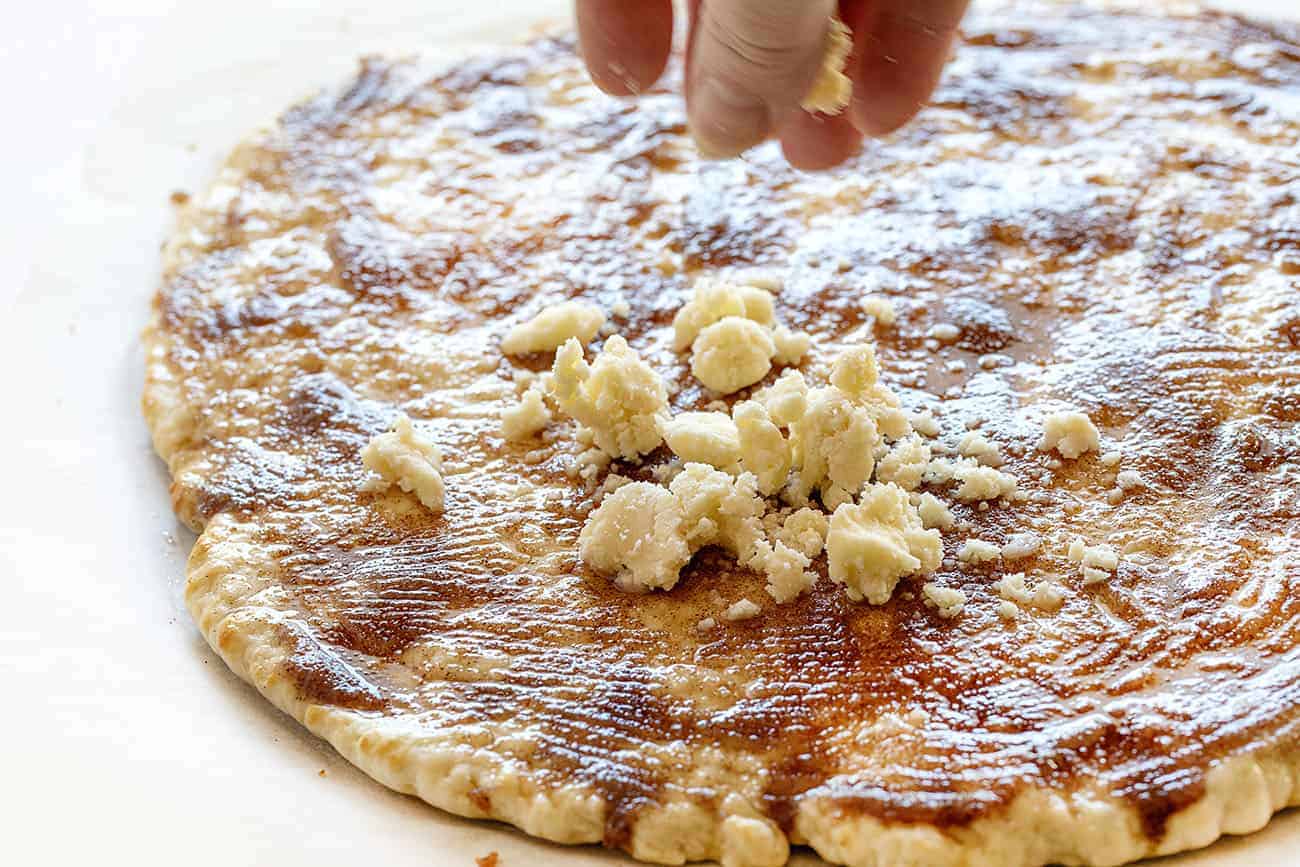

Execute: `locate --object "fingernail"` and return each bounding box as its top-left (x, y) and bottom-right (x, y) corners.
top-left (689, 78), bottom-right (770, 158)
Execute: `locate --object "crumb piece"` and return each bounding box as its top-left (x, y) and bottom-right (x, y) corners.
top-left (672, 278), bottom-right (774, 349)
top-left (594, 473), bottom-right (632, 503)
top-left (777, 507), bottom-right (829, 559)
top-left (697, 617), bottom-right (717, 632)
top-left (928, 323), bottom-right (961, 343)
top-left (361, 414), bottom-right (445, 512)
top-left (724, 598), bottom-right (762, 621)
top-left (916, 492), bottom-right (954, 530)
top-left (826, 483), bottom-right (942, 604)
top-left (953, 462), bottom-right (1018, 502)
top-left (476, 854), bottom-right (500, 867)
top-left (552, 335), bottom-right (669, 459)
top-left (876, 435), bottom-right (932, 491)
top-left (579, 482), bottom-right (690, 591)
top-left (692, 317), bottom-right (775, 393)
top-left (1001, 532), bottom-right (1041, 560)
top-left (670, 463), bottom-right (766, 562)
top-left (801, 17), bottom-right (853, 114)
top-left (860, 295), bottom-right (897, 326)
top-left (998, 600), bottom-right (1018, 619)
top-left (502, 301), bottom-right (605, 355)
top-left (820, 484), bottom-right (853, 511)
top-left (611, 297), bottom-right (631, 318)
top-left (910, 410), bottom-right (941, 438)
top-left (572, 446), bottom-right (612, 485)
top-left (651, 458), bottom-right (684, 485)
top-left (958, 539), bottom-right (1001, 564)
top-left (771, 324), bottom-right (812, 366)
top-left (1039, 410), bottom-right (1101, 459)
top-left (758, 540), bottom-right (817, 603)
top-left (1066, 537), bottom-right (1120, 584)
top-left (755, 369), bottom-right (809, 428)
top-left (789, 386), bottom-right (879, 502)
top-left (743, 271), bottom-right (783, 292)
top-left (922, 583), bottom-right (967, 618)
top-left (500, 384), bottom-right (551, 441)
top-left (1115, 469), bottom-right (1143, 490)
top-left (733, 401), bottom-right (792, 495)
top-left (958, 431), bottom-right (1003, 467)
top-left (661, 411), bottom-right (742, 468)
top-left (1100, 450), bottom-right (1123, 466)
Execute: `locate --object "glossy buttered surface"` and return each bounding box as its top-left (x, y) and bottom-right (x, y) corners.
top-left (144, 1), bottom-right (1300, 860)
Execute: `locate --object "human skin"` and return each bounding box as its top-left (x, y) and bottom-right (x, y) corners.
top-left (575, 0), bottom-right (970, 169)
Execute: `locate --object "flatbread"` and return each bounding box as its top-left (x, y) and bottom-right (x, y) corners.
top-left (143, 2), bottom-right (1300, 865)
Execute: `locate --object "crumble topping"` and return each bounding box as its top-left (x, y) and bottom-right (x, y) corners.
top-left (500, 384), bottom-right (551, 441)
top-left (552, 335), bottom-right (669, 459)
top-left (661, 411), bottom-right (742, 468)
top-left (579, 482), bottom-right (691, 592)
top-left (826, 483), bottom-right (943, 605)
top-left (800, 17), bottom-right (853, 115)
top-left (692, 317), bottom-right (775, 394)
top-left (501, 300), bottom-right (605, 355)
top-left (1040, 410), bottom-right (1101, 459)
top-left (361, 414), bottom-right (447, 513)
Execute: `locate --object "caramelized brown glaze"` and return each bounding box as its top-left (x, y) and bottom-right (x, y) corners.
top-left (146, 0), bottom-right (1300, 858)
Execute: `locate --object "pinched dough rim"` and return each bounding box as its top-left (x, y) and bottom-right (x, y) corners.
top-left (142, 7), bottom-right (1300, 866)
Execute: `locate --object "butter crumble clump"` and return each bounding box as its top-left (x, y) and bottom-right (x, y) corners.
top-left (756, 540), bottom-right (817, 603)
top-left (826, 482), bottom-right (942, 604)
top-left (661, 411), bottom-right (742, 469)
top-left (551, 335), bottom-right (669, 459)
top-left (915, 492), bottom-right (954, 530)
top-left (755, 369), bottom-right (809, 428)
top-left (860, 295), bottom-right (897, 326)
top-left (361, 413), bottom-right (446, 513)
top-left (1067, 537), bottom-right (1120, 584)
top-left (777, 507), bottom-right (829, 559)
top-left (732, 401), bottom-right (792, 495)
top-left (724, 598), bottom-right (762, 622)
top-left (672, 278), bottom-right (774, 350)
top-left (876, 435), bottom-right (932, 491)
top-left (953, 461), bottom-right (1019, 502)
top-left (501, 300), bottom-right (605, 355)
top-left (801, 17), bottom-right (853, 115)
top-left (1040, 410), bottom-right (1101, 459)
top-left (994, 572), bottom-right (1064, 613)
top-left (789, 386), bottom-right (879, 503)
top-left (958, 431), bottom-right (1003, 467)
top-left (771, 324), bottom-right (812, 366)
top-left (670, 463), bottom-right (767, 562)
top-left (1001, 532), bottom-right (1042, 560)
top-left (579, 482), bottom-right (691, 592)
top-left (922, 583), bottom-right (967, 619)
top-left (501, 384), bottom-right (551, 441)
top-left (691, 317), bottom-right (775, 394)
top-left (958, 539), bottom-right (1001, 564)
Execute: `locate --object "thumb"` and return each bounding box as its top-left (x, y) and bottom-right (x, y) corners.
top-left (687, 0), bottom-right (839, 158)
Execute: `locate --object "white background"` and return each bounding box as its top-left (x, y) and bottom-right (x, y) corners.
top-left (2, 1), bottom-right (1296, 864)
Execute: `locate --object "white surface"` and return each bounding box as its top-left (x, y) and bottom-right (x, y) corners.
top-left (1, 1), bottom-right (1296, 865)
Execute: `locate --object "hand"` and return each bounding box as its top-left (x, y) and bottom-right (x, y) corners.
top-left (575, 0), bottom-right (969, 169)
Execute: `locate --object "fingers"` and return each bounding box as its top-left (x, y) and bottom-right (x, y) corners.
top-left (575, 0), bottom-right (675, 96)
top-left (845, 0), bottom-right (969, 136)
top-left (777, 111), bottom-right (862, 171)
top-left (686, 0), bottom-right (840, 158)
